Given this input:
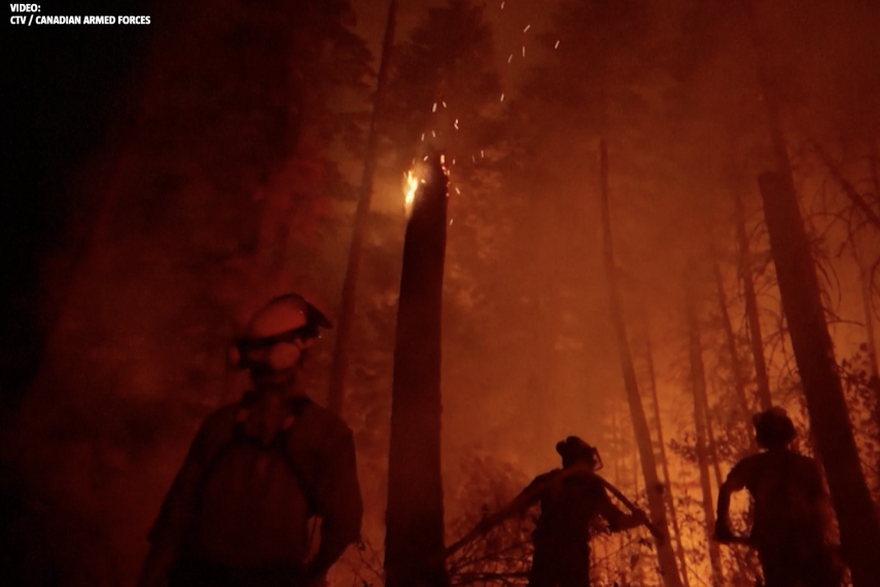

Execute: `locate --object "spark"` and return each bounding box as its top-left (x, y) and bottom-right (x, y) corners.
top-left (442, 101), bottom-right (447, 108)
top-left (454, 119), bottom-right (459, 130)
top-left (455, 187), bottom-right (461, 194)
top-left (555, 40), bottom-right (560, 49)
top-left (432, 130), bottom-right (436, 137)
top-left (501, 1), bottom-right (504, 8)
top-left (424, 155), bottom-right (429, 161)
top-left (481, 150), bottom-right (484, 158)
top-left (450, 219), bottom-right (454, 226)
top-left (432, 102), bottom-right (437, 112)
top-left (452, 158), bottom-right (456, 165)
top-left (523, 24), bottom-right (531, 33)
top-left (508, 54), bottom-right (513, 64)
top-left (522, 45), bottom-right (526, 57)
top-left (500, 93), bottom-right (505, 102)
top-left (472, 155), bottom-right (476, 163)
top-left (421, 133), bottom-right (425, 141)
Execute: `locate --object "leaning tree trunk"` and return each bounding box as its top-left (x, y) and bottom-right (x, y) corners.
top-left (757, 171), bottom-right (880, 586)
top-left (598, 140), bottom-right (684, 587)
top-left (327, 0), bottom-right (398, 415)
top-left (645, 335), bottom-right (692, 587)
top-left (384, 155), bottom-right (449, 587)
top-left (733, 190), bottom-right (773, 410)
top-left (685, 290), bottom-right (725, 587)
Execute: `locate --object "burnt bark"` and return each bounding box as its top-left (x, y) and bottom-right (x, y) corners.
top-left (757, 171), bottom-right (880, 587)
top-left (384, 155), bottom-right (449, 587)
top-left (598, 140), bottom-right (684, 587)
top-left (328, 0), bottom-right (398, 415)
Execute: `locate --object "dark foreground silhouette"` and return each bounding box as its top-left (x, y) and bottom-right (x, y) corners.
top-left (716, 408), bottom-right (842, 587)
top-left (139, 294), bottom-right (362, 587)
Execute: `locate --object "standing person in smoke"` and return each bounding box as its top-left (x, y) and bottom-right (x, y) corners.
top-left (715, 407), bottom-right (841, 587)
top-left (138, 293), bottom-right (363, 587)
top-left (458, 436), bottom-right (649, 587)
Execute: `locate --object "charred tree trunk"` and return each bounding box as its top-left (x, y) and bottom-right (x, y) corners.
top-left (327, 0), bottom-right (398, 415)
top-left (645, 335), bottom-right (692, 587)
top-left (685, 291), bottom-right (725, 587)
top-left (733, 191), bottom-right (773, 410)
top-left (757, 171), bottom-right (880, 586)
top-left (598, 140), bottom-right (684, 587)
top-left (384, 155), bottom-right (449, 587)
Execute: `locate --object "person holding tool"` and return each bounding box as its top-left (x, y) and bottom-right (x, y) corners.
top-left (449, 436), bottom-right (654, 587)
top-left (715, 408), bottom-right (841, 587)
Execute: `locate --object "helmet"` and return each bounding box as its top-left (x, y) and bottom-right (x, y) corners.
top-left (556, 436), bottom-right (602, 469)
top-left (753, 407), bottom-right (796, 448)
top-left (229, 293), bottom-right (332, 369)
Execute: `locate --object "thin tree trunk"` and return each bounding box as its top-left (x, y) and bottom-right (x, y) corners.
top-left (757, 171), bottom-right (880, 587)
top-left (598, 139), bottom-right (684, 587)
top-left (733, 191), bottom-right (773, 410)
top-left (645, 335), bottom-right (692, 587)
top-left (327, 0), bottom-right (398, 415)
top-left (685, 290), bottom-right (725, 587)
top-left (384, 154), bottom-right (449, 587)
top-left (857, 249), bottom-right (879, 379)
top-left (711, 246), bottom-right (753, 423)
top-left (703, 379), bottom-right (725, 490)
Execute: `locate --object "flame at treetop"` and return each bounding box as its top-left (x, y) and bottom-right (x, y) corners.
top-left (404, 168), bottom-right (420, 214)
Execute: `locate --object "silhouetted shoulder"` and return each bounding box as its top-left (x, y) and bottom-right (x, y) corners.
top-left (526, 469), bottom-right (563, 490)
top-left (187, 404), bottom-right (241, 460)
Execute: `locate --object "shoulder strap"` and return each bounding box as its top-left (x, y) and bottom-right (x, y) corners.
top-left (196, 395), bottom-right (320, 513)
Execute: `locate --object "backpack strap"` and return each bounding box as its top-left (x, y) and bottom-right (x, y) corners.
top-left (224, 393), bottom-right (319, 514)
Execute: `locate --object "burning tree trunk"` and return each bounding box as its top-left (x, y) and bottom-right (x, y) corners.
top-left (327, 0), bottom-right (398, 415)
top-left (384, 155), bottom-right (449, 587)
top-left (685, 290), bottom-right (725, 587)
top-left (757, 170), bottom-right (880, 587)
top-left (598, 140), bottom-right (684, 587)
top-left (733, 191), bottom-right (773, 410)
top-left (645, 335), bottom-right (692, 587)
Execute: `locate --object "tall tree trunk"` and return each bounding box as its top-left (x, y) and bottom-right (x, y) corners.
top-left (327, 0), bottom-right (398, 415)
top-left (711, 246), bottom-right (753, 423)
top-left (645, 335), bottom-right (692, 587)
top-left (733, 191), bottom-right (773, 410)
top-left (757, 171), bottom-right (880, 587)
top-left (685, 290), bottom-right (725, 587)
top-left (598, 140), bottom-right (684, 587)
top-left (702, 379), bottom-right (725, 490)
top-left (384, 155), bottom-right (449, 587)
